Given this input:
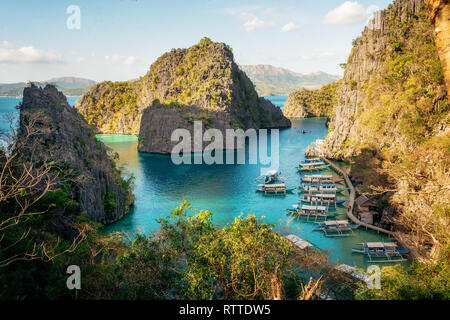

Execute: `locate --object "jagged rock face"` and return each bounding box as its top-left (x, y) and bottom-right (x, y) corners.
top-left (20, 84), bottom-right (133, 224)
top-left (77, 40), bottom-right (291, 153)
top-left (319, 0), bottom-right (449, 260)
top-left (426, 0), bottom-right (450, 93)
top-left (324, 0), bottom-right (447, 158)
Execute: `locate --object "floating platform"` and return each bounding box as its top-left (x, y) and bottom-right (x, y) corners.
top-left (284, 234), bottom-right (312, 250)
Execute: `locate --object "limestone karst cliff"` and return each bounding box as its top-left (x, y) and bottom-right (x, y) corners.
top-left (77, 38), bottom-right (291, 153)
top-left (321, 0), bottom-right (449, 260)
top-left (19, 84), bottom-right (134, 224)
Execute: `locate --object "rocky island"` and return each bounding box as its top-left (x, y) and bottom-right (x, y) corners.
top-left (77, 38), bottom-right (291, 153)
top-left (19, 84), bottom-right (134, 224)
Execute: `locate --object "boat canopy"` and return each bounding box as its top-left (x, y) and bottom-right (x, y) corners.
top-left (266, 170), bottom-right (278, 176)
top-left (301, 205), bottom-right (327, 211)
top-left (315, 193), bottom-right (336, 198)
top-left (364, 242), bottom-right (398, 248)
top-left (324, 220), bottom-right (349, 226)
top-left (304, 175), bottom-right (333, 179)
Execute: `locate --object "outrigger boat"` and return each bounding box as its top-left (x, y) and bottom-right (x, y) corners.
top-left (300, 158), bottom-right (324, 165)
top-left (297, 164), bottom-right (331, 172)
top-left (257, 183), bottom-right (295, 195)
top-left (299, 161), bottom-right (326, 168)
top-left (256, 170), bottom-right (294, 195)
top-left (352, 242), bottom-right (410, 263)
top-left (287, 204), bottom-right (337, 221)
top-left (313, 220), bottom-right (359, 237)
top-left (300, 183), bottom-right (349, 194)
top-left (299, 193), bottom-right (349, 206)
top-left (301, 175), bottom-right (344, 184)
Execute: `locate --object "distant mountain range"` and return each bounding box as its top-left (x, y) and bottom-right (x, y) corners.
top-left (0, 67), bottom-right (340, 98)
top-left (240, 65), bottom-right (341, 96)
top-left (0, 77), bottom-right (96, 97)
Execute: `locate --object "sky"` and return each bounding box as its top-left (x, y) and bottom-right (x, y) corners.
top-left (0, 0), bottom-right (393, 83)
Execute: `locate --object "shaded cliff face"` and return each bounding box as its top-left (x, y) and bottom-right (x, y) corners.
top-left (20, 84), bottom-right (134, 224)
top-left (77, 39), bottom-right (291, 146)
top-left (322, 0), bottom-right (449, 260)
top-left (282, 82), bottom-right (339, 119)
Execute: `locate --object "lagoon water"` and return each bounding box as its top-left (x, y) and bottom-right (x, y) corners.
top-left (97, 97), bottom-right (400, 269)
top-left (0, 96), bottom-right (404, 269)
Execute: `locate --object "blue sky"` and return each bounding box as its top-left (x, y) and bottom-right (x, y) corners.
top-left (0, 0), bottom-right (392, 83)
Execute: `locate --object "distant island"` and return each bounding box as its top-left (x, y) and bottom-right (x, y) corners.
top-left (0, 77), bottom-right (96, 97)
top-left (240, 65), bottom-right (341, 96)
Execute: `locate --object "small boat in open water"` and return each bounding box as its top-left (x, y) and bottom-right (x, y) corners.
top-left (352, 242), bottom-right (410, 263)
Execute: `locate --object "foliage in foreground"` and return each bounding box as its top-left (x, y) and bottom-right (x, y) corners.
top-left (357, 246), bottom-right (450, 300)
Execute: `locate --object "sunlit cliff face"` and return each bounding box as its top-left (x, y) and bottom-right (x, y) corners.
top-left (426, 0), bottom-right (450, 93)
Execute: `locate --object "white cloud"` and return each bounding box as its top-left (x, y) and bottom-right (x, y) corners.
top-left (105, 54), bottom-right (139, 65)
top-left (323, 1), bottom-right (367, 25)
top-left (238, 12), bottom-right (275, 32)
top-left (0, 40), bottom-right (63, 64)
top-left (282, 22), bottom-right (300, 32)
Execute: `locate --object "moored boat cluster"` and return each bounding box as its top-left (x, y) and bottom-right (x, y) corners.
top-left (255, 155), bottom-right (410, 263)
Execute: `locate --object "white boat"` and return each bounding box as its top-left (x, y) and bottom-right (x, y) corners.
top-left (287, 204), bottom-right (337, 221)
top-left (352, 242), bottom-right (410, 262)
top-left (299, 161), bottom-right (326, 167)
top-left (299, 193), bottom-right (349, 206)
top-left (301, 184), bottom-right (349, 193)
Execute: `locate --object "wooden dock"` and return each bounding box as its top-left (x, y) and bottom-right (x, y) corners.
top-left (321, 157), bottom-right (421, 261)
top-left (321, 158), bottom-right (394, 236)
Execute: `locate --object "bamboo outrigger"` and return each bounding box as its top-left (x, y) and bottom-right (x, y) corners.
top-left (300, 183), bottom-right (349, 194)
top-left (287, 204), bottom-right (337, 221)
top-left (313, 220), bottom-right (359, 237)
top-left (300, 159), bottom-right (325, 166)
top-left (301, 176), bottom-right (344, 184)
top-left (352, 242), bottom-right (410, 263)
top-left (299, 193), bottom-right (349, 207)
top-left (297, 164), bottom-right (331, 172)
top-left (257, 183), bottom-right (293, 195)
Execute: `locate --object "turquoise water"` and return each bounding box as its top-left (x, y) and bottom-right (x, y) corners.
top-left (0, 95), bottom-right (406, 269)
top-left (264, 95), bottom-right (288, 108)
top-left (99, 97), bottom-right (405, 270)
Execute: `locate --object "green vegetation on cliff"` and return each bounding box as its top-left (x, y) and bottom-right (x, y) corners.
top-left (77, 38), bottom-right (289, 136)
top-left (283, 81), bottom-right (340, 119)
top-left (79, 81), bottom-right (140, 133)
top-left (324, 0), bottom-right (449, 262)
